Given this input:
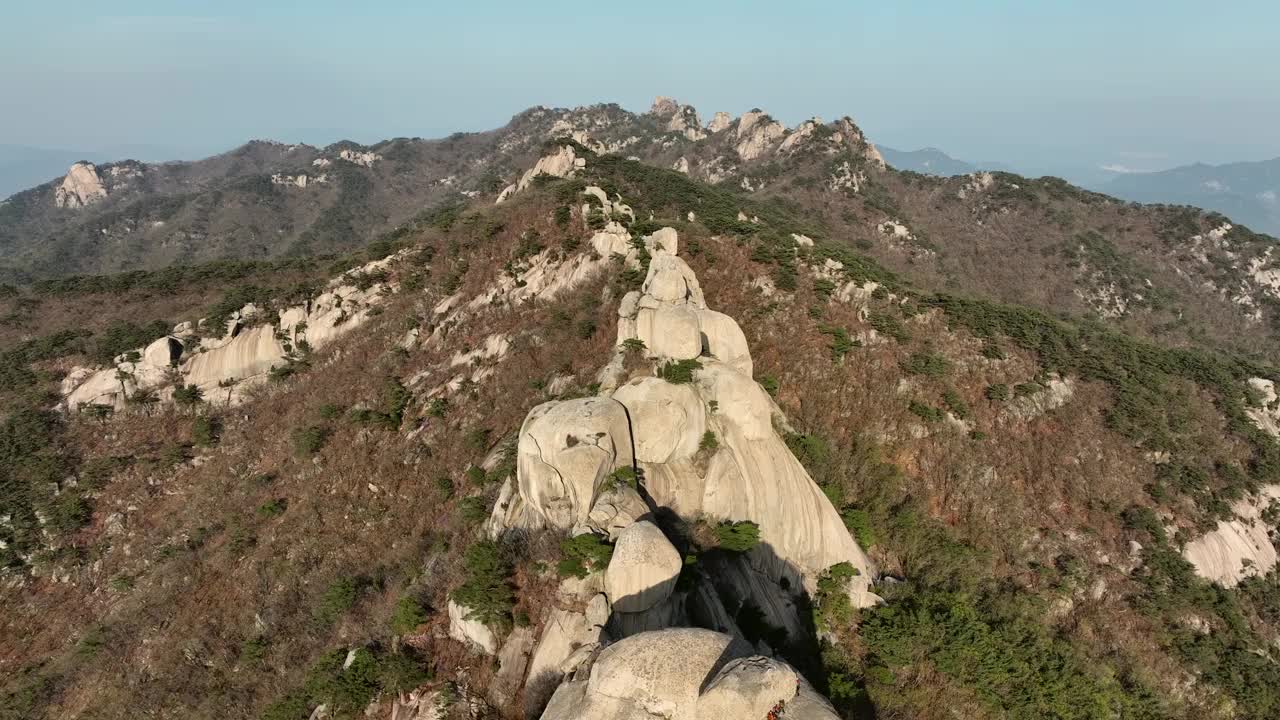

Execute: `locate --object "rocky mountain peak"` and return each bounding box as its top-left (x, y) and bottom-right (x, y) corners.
top-left (649, 95), bottom-right (681, 117)
top-left (54, 161), bottom-right (107, 209)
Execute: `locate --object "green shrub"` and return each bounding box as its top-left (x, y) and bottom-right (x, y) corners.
top-left (434, 476), bottom-right (455, 498)
top-left (942, 390), bottom-right (969, 419)
top-left (658, 358), bottom-right (702, 384)
top-left (868, 312), bottom-right (910, 343)
top-left (759, 375), bottom-right (780, 397)
top-left (715, 520), bottom-right (761, 552)
top-left (291, 425), bottom-right (329, 456)
top-left (557, 533), bottom-right (614, 578)
top-left (390, 595), bottom-right (428, 635)
top-left (315, 576), bottom-right (362, 625)
top-left (1014, 382), bottom-right (1041, 397)
top-left (814, 562), bottom-right (859, 630)
top-left (262, 646), bottom-right (428, 720)
top-left (257, 498), bottom-right (288, 517)
top-left (451, 540), bottom-right (514, 627)
top-left (908, 401), bottom-right (944, 423)
top-left (842, 508), bottom-right (877, 549)
top-left (698, 430), bottom-right (719, 452)
top-left (901, 352), bottom-right (951, 378)
top-left (459, 496), bottom-right (489, 523)
top-left (860, 588), bottom-right (1164, 719)
top-left (465, 465), bottom-right (486, 486)
top-left (173, 384), bottom-right (204, 407)
top-left (608, 465), bottom-right (639, 489)
top-left (239, 635), bottom-right (269, 665)
top-left (350, 377), bottom-right (412, 430)
top-left (427, 397), bottom-right (449, 418)
top-left (192, 415), bottom-right (221, 447)
top-left (984, 384), bottom-right (1010, 402)
top-left (820, 325), bottom-right (858, 360)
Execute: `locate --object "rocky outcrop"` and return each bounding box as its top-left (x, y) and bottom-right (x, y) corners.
top-left (271, 173), bottom-right (327, 188)
top-left (472, 218), bottom-right (868, 719)
top-left (734, 112), bottom-right (786, 161)
top-left (778, 118), bottom-right (821, 154)
top-left (61, 253), bottom-right (403, 410)
top-left (55, 162), bottom-right (107, 208)
top-left (525, 584), bottom-right (611, 715)
top-left (493, 226), bottom-right (875, 608)
top-left (606, 235), bottom-right (874, 601)
top-left (706, 112), bottom-right (732, 134)
top-left (183, 324), bottom-right (286, 393)
top-left (649, 97), bottom-right (706, 140)
top-left (337, 148), bottom-right (380, 167)
top-left (1183, 485), bottom-right (1280, 586)
top-left (1246, 377), bottom-right (1280, 437)
top-left (498, 146), bottom-right (587, 203)
top-left (540, 628), bottom-right (835, 720)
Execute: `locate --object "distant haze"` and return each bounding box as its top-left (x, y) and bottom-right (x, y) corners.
top-left (3, 1), bottom-right (1279, 185)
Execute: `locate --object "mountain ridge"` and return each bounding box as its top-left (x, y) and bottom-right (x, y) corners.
top-left (7, 120), bottom-right (1280, 718)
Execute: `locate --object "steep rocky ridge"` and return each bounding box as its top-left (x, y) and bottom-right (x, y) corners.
top-left (6, 109), bottom-right (1280, 720)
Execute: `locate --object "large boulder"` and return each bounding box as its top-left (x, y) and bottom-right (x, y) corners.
top-left (694, 656), bottom-right (798, 720)
top-left (612, 378), bottom-right (705, 463)
top-left (605, 521), bottom-right (682, 614)
top-left (541, 628), bottom-right (795, 720)
top-left (516, 398), bottom-right (635, 529)
top-left (491, 626), bottom-right (537, 707)
top-left (141, 336), bottom-right (183, 367)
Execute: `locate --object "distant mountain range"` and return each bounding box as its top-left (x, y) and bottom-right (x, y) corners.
top-left (1101, 157), bottom-right (1280, 237)
top-left (880, 145), bottom-right (1280, 237)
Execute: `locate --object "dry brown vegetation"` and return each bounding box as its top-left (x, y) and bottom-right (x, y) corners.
top-left (4, 142), bottom-right (1280, 719)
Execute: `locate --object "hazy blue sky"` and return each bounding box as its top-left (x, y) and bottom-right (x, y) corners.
top-left (3, 0), bottom-right (1278, 174)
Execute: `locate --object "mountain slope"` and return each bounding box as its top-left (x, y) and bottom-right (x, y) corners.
top-left (7, 139), bottom-right (1280, 717)
top-left (6, 101), bottom-right (1280, 720)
